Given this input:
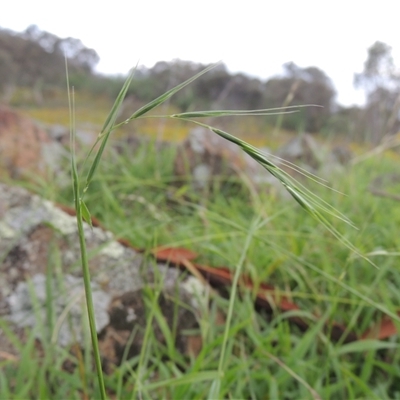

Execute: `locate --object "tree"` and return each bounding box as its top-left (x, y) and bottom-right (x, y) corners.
top-left (55, 37), bottom-right (99, 72)
top-left (0, 25), bottom-right (100, 102)
top-left (354, 41), bottom-right (397, 94)
top-left (0, 47), bottom-right (18, 101)
top-left (264, 62), bottom-right (336, 132)
top-left (354, 41), bottom-right (400, 141)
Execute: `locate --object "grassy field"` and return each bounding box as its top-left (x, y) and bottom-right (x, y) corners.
top-left (2, 130), bottom-right (400, 399)
top-left (17, 85), bottom-right (298, 148)
top-left (2, 66), bottom-right (400, 398)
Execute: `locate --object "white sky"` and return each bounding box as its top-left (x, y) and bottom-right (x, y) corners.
top-left (2, 0), bottom-right (399, 106)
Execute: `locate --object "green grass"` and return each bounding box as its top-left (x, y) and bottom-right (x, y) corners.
top-left (3, 137), bottom-right (399, 399)
top-left (2, 66), bottom-right (400, 398)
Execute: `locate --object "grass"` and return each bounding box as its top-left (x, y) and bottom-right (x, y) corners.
top-left (16, 85), bottom-right (297, 148)
top-left (2, 138), bottom-right (400, 398)
top-left (100, 144), bottom-right (400, 399)
top-left (1, 66), bottom-right (400, 398)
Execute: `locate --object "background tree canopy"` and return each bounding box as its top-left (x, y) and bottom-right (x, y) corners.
top-left (1, 25), bottom-right (399, 142)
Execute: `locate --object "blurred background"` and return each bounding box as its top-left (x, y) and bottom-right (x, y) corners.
top-left (1, 0), bottom-right (400, 144)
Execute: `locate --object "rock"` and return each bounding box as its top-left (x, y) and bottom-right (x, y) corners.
top-left (112, 133), bottom-right (174, 156)
top-left (276, 133), bottom-right (322, 174)
top-left (0, 104), bottom-right (52, 178)
top-left (0, 183), bottom-right (207, 366)
top-left (47, 123), bottom-right (68, 141)
top-left (173, 127), bottom-right (274, 192)
top-left (0, 105), bottom-right (101, 186)
top-left (101, 287), bottom-right (201, 369)
top-left (275, 134), bottom-right (354, 180)
top-left (330, 145), bottom-right (353, 165)
top-left (173, 129), bottom-right (354, 199)
top-left (8, 274), bottom-right (111, 347)
top-left (47, 123), bottom-right (97, 147)
top-left (0, 105), bottom-right (71, 181)
top-left (318, 144), bottom-right (353, 177)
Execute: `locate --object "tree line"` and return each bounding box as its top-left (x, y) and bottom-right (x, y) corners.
top-left (1, 25), bottom-right (399, 142)
top-left (0, 25), bottom-right (99, 102)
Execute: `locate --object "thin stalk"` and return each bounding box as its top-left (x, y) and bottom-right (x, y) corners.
top-left (208, 219), bottom-right (258, 399)
top-left (74, 201), bottom-right (106, 399)
top-left (67, 61), bottom-right (107, 400)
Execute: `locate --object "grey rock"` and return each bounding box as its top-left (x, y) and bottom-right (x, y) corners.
top-left (8, 273), bottom-right (111, 346)
top-left (0, 183), bottom-right (207, 355)
top-left (173, 127), bottom-right (276, 192)
top-left (276, 133), bottom-right (322, 172)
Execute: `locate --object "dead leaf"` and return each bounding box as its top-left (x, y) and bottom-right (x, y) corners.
top-left (362, 312), bottom-right (400, 340)
top-left (54, 203), bottom-right (399, 344)
top-left (153, 247), bottom-right (198, 264)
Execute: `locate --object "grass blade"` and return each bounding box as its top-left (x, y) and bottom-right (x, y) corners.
top-left (116, 62), bottom-right (220, 123)
top-left (84, 66), bottom-right (136, 193)
top-left (100, 66), bottom-right (137, 135)
top-left (81, 200), bottom-right (93, 229)
top-left (66, 59), bottom-right (107, 400)
top-left (335, 340), bottom-right (399, 356)
top-left (174, 118), bottom-right (373, 266)
top-left (171, 104), bottom-right (321, 119)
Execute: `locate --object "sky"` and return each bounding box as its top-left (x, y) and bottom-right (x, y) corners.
top-left (2, 0), bottom-right (399, 106)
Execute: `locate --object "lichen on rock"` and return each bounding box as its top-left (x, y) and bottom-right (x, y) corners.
top-left (0, 183), bottom-right (208, 365)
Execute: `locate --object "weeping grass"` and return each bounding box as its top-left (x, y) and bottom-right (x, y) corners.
top-left (26, 62), bottom-right (396, 398)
